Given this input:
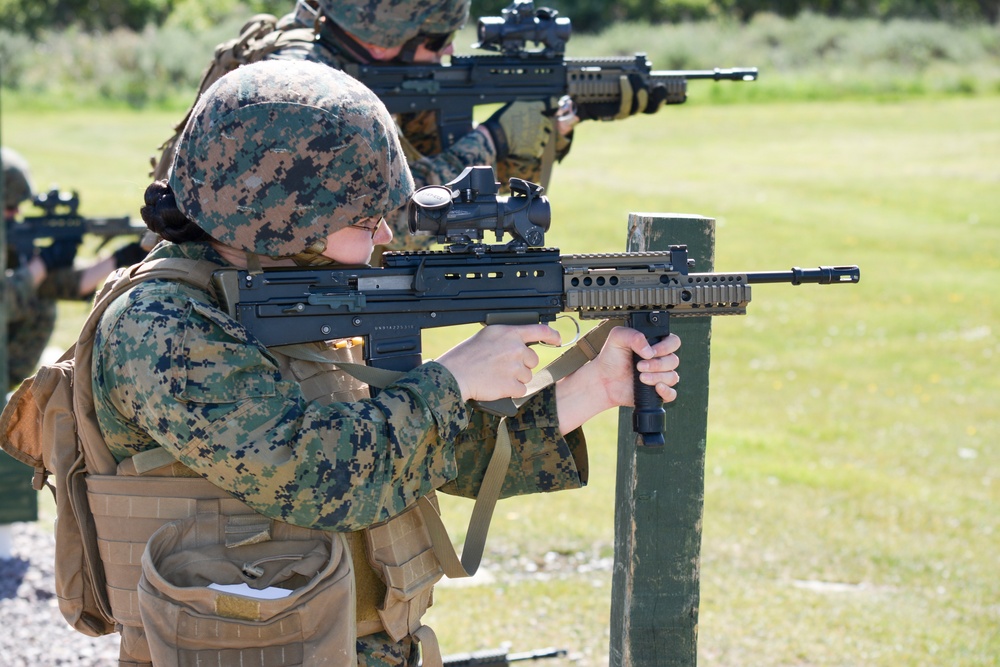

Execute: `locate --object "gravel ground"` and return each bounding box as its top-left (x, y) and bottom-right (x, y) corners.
top-left (0, 520), bottom-right (606, 666)
top-left (0, 522), bottom-right (120, 666)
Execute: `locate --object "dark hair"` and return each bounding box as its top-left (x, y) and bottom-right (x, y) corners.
top-left (140, 180), bottom-right (211, 243)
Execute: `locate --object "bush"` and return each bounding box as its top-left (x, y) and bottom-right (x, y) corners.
top-left (1, 14), bottom-right (998, 110)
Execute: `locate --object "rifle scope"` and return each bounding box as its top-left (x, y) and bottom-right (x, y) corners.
top-left (475, 0), bottom-right (571, 55)
top-left (407, 165), bottom-right (550, 248)
top-left (32, 188), bottom-right (80, 217)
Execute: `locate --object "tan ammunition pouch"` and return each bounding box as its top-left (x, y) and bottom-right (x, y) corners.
top-left (139, 511), bottom-right (353, 666)
top-left (87, 473), bottom-right (354, 666)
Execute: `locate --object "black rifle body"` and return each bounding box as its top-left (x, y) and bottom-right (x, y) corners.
top-left (441, 646), bottom-right (567, 666)
top-left (213, 246), bottom-right (859, 446)
top-left (7, 214), bottom-right (143, 262)
top-left (344, 56), bottom-right (757, 150)
top-left (7, 188), bottom-right (144, 263)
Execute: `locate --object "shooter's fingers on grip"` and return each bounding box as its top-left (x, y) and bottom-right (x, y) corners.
top-left (481, 101), bottom-right (555, 161)
top-left (437, 324), bottom-right (561, 403)
top-left (599, 328), bottom-right (681, 406)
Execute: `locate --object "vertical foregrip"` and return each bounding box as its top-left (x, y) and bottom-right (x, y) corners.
top-left (628, 311), bottom-right (670, 447)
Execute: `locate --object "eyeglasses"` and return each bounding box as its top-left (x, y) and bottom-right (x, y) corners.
top-left (421, 31), bottom-right (455, 53)
top-left (395, 31), bottom-right (455, 63)
top-left (350, 217), bottom-right (384, 238)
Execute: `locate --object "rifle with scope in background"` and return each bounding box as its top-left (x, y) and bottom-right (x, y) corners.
top-left (340, 0), bottom-right (758, 149)
top-left (438, 646), bottom-right (567, 667)
top-left (211, 166), bottom-right (859, 447)
top-left (7, 188), bottom-right (146, 263)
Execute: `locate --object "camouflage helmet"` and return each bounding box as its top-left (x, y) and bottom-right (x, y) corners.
top-left (2, 147), bottom-right (35, 211)
top-left (318, 0), bottom-right (470, 49)
top-left (168, 59), bottom-right (414, 257)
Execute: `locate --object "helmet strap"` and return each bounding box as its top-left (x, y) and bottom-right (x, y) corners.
top-left (315, 15), bottom-right (376, 64)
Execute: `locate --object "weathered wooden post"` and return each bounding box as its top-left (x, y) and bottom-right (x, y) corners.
top-left (610, 213), bottom-right (715, 667)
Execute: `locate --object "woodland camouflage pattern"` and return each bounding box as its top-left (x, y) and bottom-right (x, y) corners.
top-left (168, 60), bottom-right (413, 257)
top-left (92, 240), bottom-right (590, 664)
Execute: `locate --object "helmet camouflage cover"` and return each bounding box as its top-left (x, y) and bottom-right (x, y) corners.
top-left (168, 59), bottom-right (414, 256)
top-left (2, 147), bottom-right (35, 211)
top-left (318, 0), bottom-right (470, 48)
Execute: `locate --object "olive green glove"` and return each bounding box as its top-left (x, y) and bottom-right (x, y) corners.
top-left (576, 74), bottom-right (670, 121)
top-left (481, 101), bottom-right (554, 162)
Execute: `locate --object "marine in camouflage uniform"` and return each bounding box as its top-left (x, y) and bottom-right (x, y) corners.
top-left (92, 61), bottom-right (589, 666)
top-left (3, 148), bottom-right (84, 529)
top-left (2, 147), bottom-right (144, 390)
top-left (266, 0), bottom-right (566, 252)
top-left (2, 148), bottom-right (147, 532)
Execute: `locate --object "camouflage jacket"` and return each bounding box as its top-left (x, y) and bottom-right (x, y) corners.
top-left (5, 263), bottom-right (88, 390)
top-left (91, 241), bottom-right (589, 532)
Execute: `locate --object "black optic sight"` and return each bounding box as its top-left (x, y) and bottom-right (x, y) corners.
top-left (475, 0), bottom-right (571, 56)
top-left (32, 188), bottom-right (81, 217)
top-left (407, 166), bottom-right (550, 249)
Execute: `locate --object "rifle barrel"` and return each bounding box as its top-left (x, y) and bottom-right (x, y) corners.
top-left (744, 266), bottom-right (861, 285)
top-left (655, 67), bottom-right (758, 81)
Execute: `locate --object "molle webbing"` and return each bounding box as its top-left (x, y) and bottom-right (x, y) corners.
top-left (87, 474), bottom-right (254, 628)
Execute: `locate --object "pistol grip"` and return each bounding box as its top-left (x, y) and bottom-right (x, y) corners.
top-left (629, 311), bottom-right (669, 447)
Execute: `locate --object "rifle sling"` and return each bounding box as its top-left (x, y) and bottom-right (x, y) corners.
top-left (130, 320), bottom-right (621, 579)
top-left (328, 318), bottom-right (621, 579)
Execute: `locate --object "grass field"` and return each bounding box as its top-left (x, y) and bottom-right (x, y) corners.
top-left (3, 95), bottom-right (998, 665)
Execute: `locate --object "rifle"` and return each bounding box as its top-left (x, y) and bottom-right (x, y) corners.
top-left (211, 166), bottom-right (859, 447)
top-left (440, 646), bottom-right (567, 667)
top-left (7, 188), bottom-right (145, 263)
top-left (340, 0), bottom-right (758, 150)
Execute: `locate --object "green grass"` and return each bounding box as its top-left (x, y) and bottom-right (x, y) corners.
top-left (3, 95), bottom-right (998, 665)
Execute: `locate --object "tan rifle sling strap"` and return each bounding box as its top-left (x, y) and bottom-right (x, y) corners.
top-left (320, 317), bottom-right (622, 579)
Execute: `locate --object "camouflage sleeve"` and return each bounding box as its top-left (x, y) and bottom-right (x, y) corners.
top-left (35, 266), bottom-right (85, 301)
top-left (94, 283), bottom-right (471, 532)
top-left (438, 384), bottom-right (589, 499)
top-left (4, 266), bottom-right (38, 320)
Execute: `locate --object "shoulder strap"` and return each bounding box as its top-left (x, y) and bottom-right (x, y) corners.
top-left (73, 258), bottom-right (222, 476)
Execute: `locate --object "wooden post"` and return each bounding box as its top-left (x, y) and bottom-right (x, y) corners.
top-left (610, 213), bottom-right (715, 667)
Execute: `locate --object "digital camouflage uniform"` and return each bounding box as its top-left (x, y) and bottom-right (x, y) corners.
top-left (268, 0), bottom-right (548, 252)
top-left (91, 61), bottom-right (589, 666)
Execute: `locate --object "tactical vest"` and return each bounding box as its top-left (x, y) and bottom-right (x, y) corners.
top-left (82, 263), bottom-right (445, 666)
